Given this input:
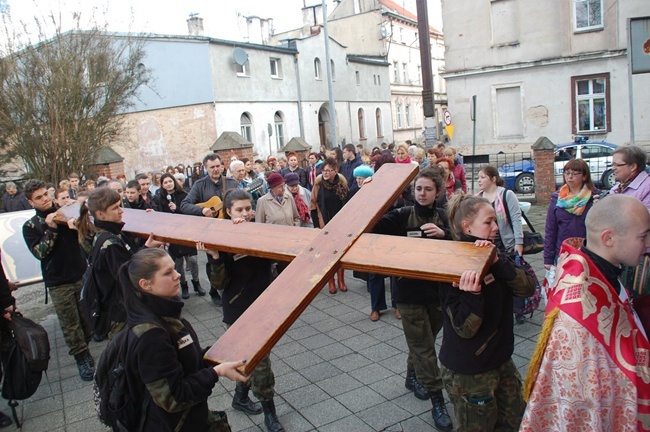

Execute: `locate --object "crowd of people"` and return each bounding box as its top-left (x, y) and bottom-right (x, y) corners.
top-left (0, 141), bottom-right (647, 431)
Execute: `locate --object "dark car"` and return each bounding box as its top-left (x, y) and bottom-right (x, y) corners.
top-left (499, 138), bottom-right (618, 193)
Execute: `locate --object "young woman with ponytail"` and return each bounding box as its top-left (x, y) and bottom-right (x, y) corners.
top-left (438, 193), bottom-right (535, 431)
top-left (119, 248), bottom-right (246, 432)
top-left (77, 187), bottom-right (161, 340)
top-left (197, 189), bottom-right (285, 432)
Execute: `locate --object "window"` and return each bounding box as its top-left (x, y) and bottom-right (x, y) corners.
top-left (490, 0), bottom-right (519, 45)
top-left (393, 62), bottom-right (399, 83)
top-left (373, 75), bottom-right (377, 85)
top-left (236, 61), bottom-right (249, 76)
top-left (376, 108), bottom-right (383, 137)
top-left (396, 103), bottom-right (403, 128)
top-left (572, 73), bottom-right (610, 133)
top-left (358, 108), bottom-right (366, 139)
top-left (274, 111), bottom-right (285, 149)
top-left (330, 59), bottom-right (335, 81)
top-left (399, 28), bottom-right (404, 43)
top-left (240, 113), bottom-right (253, 142)
top-left (270, 58), bottom-right (281, 78)
top-left (355, 71), bottom-right (360, 86)
top-left (377, 74), bottom-right (381, 85)
top-left (574, 0), bottom-right (602, 31)
top-left (314, 58), bottom-right (321, 80)
top-left (405, 104), bottom-right (412, 127)
top-left (402, 63), bottom-right (408, 84)
top-left (416, 65), bottom-right (421, 85)
top-left (493, 85), bottom-right (524, 137)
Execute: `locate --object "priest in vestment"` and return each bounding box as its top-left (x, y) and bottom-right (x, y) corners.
top-left (521, 194), bottom-right (650, 432)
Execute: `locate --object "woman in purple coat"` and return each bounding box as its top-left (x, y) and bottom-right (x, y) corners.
top-left (544, 159), bottom-right (600, 270)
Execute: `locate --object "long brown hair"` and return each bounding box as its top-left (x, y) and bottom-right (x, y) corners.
top-left (76, 188), bottom-right (121, 241)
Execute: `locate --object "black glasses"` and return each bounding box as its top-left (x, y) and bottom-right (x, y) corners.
top-left (611, 162), bottom-right (628, 168)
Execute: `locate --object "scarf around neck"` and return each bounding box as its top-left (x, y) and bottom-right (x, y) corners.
top-left (292, 191), bottom-right (310, 223)
top-left (556, 184), bottom-right (592, 215)
top-left (321, 174), bottom-right (348, 202)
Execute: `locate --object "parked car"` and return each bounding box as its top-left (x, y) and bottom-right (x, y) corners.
top-left (498, 138), bottom-right (618, 193)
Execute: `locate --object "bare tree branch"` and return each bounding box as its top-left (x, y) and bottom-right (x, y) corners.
top-left (0, 9), bottom-right (150, 182)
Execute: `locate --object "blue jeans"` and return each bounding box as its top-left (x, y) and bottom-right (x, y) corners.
top-left (368, 273), bottom-right (396, 311)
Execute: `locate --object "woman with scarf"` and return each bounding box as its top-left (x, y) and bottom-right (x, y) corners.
top-left (544, 159), bottom-right (600, 270)
top-left (310, 157), bottom-right (349, 294)
top-left (284, 172), bottom-right (312, 228)
top-left (395, 143), bottom-right (416, 165)
top-left (153, 173), bottom-right (205, 299)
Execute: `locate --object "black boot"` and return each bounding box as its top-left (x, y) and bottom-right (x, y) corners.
top-left (83, 349), bottom-right (95, 369)
top-left (429, 390), bottom-right (453, 432)
top-left (232, 382), bottom-right (262, 415)
top-left (181, 282), bottom-right (190, 299)
top-left (405, 368), bottom-right (429, 400)
top-left (74, 350), bottom-right (94, 381)
top-left (191, 280), bottom-right (206, 296)
top-left (261, 400), bottom-right (284, 432)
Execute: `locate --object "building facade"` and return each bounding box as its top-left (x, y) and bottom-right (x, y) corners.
top-left (112, 21), bottom-right (392, 175)
top-left (326, 0), bottom-right (447, 144)
top-left (441, 0), bottom-right (650, 155)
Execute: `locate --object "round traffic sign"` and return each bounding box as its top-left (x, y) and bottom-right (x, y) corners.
top-left (443, 110), bottom-right (452, 126)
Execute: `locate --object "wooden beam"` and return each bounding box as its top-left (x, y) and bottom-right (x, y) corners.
top-left (205, 164), bottom-right (421, 373)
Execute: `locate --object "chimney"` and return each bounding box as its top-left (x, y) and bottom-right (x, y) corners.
top-left (301, 5), bottom-right (323, 27)
top-left (187, 14), bottom-right (204, 36)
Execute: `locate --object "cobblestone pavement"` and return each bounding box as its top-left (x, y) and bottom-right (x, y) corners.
top-left (10, 203), bottom-right (550, 432)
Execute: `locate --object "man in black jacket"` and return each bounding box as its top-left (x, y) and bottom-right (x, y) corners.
top-left (22, 179), bottom-right (94, 381)
top-left (340, 144), bottom-right (363, 186)
top-left (180, 153), bottom-right (237, 306)
top-left (0, 182), bottom-right (30, 213)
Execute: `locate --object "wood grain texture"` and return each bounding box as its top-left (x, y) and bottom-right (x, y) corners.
top-left (340, 234), bottom-right (496, 283)
top-left (204, 163), bottom-right (419, 374)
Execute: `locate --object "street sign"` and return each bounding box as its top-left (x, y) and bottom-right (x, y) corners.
top-left (443, 110), bottom-right (452, 126)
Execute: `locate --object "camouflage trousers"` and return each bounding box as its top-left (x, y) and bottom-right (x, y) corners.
top-left (225, 325), bottom-right (275, 401)
top-left (441, 359), bottom-right (525, 432)
top-left (398, 301), bottom-right (444, 392)
top-left (49, 280), bottom-right (92, 356)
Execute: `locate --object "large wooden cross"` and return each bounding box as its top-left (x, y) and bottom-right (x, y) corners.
top-left (64, 164), bottom-right (495, 375)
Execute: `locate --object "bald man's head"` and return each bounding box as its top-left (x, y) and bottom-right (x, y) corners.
top-left (586, 195), bottom-right (650, 267)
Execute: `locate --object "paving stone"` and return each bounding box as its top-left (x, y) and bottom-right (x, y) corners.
top-left (316, 373), bottom-right (364, 397)
top-left (299, 397), bottom-right (352, 428)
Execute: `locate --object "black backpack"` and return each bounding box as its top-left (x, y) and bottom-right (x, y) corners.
top-left (93, 324), bottom-right (150, 432)
top-left (1, 312), bottom-right (51, 428)
top-left (81, 232), bottom-right (115, 337)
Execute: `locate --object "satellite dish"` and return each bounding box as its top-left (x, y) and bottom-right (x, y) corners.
top-left (380, 26), bottom-right (387, 39)
top-left (233, 48), bottom-right (248, 66)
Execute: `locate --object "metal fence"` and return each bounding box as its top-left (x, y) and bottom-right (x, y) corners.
top-left (461, 151), bottom-right (534, 196)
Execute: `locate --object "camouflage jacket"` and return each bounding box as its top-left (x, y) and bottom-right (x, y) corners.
top-left (22, 205), bottom-right (86, 287)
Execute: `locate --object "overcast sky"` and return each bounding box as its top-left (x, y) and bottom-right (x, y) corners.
top-left (3, 0), bottom-right (443, 44)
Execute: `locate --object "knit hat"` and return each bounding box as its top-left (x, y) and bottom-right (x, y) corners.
top-left (284, 172), bottom-right (300, 186)
top-left (353, 165), bottom-right (374, 179)
top-left (267, 172), bottom-right (284, 189)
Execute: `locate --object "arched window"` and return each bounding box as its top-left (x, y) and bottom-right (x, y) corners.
top-left (240, 112), bottom-right (253, 142)
top-left (314, 58), bottom-right (321, 80)
top-left (274, 111), bottom-right (285, 149)
top-left (358, 108), bottom-right (366, 140)
top-left (405, 103), bottom-right (412, 127)
top-left (375, 108), bottom-right (383, 137)
top-left (330, 59), bottom-right (335, 81)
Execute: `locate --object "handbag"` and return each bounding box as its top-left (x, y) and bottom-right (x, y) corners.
top-left (502, 190), bottom-right (544, 255)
